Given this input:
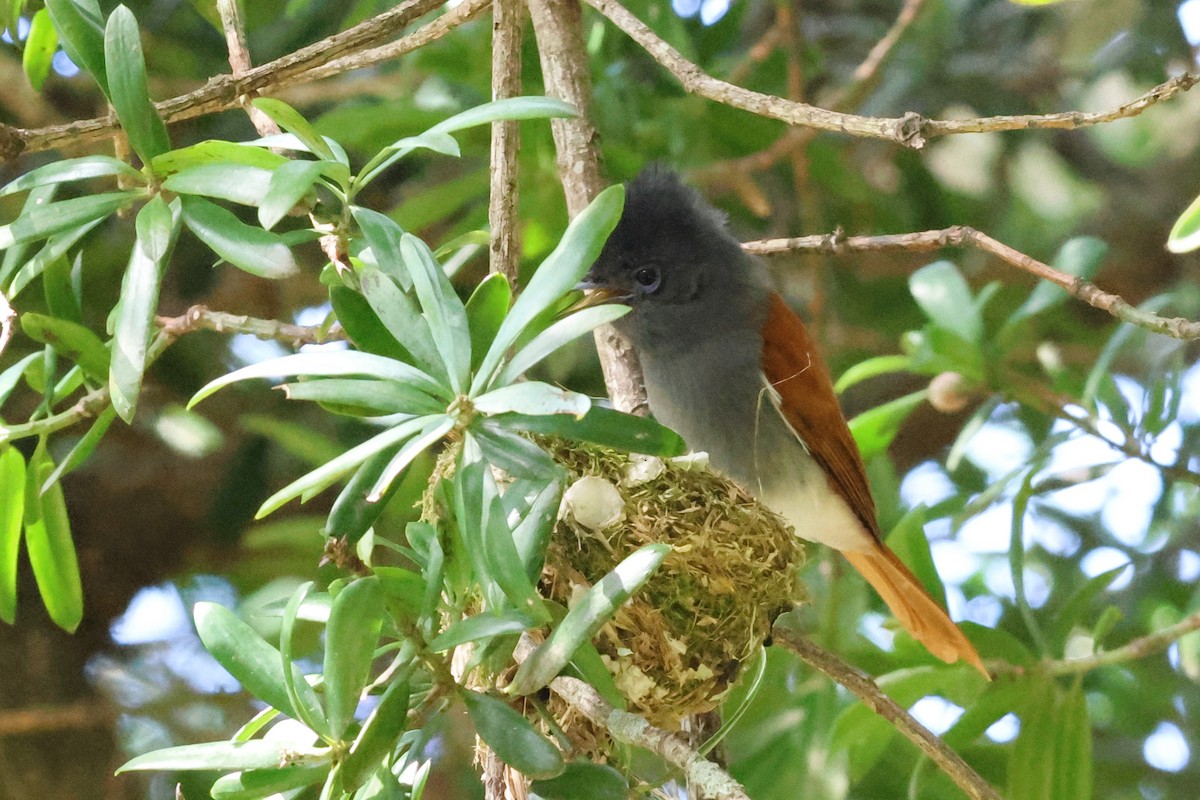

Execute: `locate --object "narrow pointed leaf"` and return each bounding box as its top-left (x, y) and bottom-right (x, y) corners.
top-left (163, 164), bottom-right (273, 206)
top-left (180, 196), bottom-right (297, 279)
top-left (251, 98), bottom-right (335, 161)
top-left (341, 678), bottom-right (411, 792)
top-left (22, 9), bottom-right (59, 91)
top-left (474, 424), bottom-right (560, 481)
top-left (188, 351), bottom-right (446, 408)
top-left (210, 765), bottom-right (329, 800)
top-left (350, 206), bottom-right (411, 289)
top-left (400, 234), bottom-right (470, 392)
top-left (478, 464), bottom-right (550, 622)
top-left (41, 405), bottom-right (118, 494)
top-left (6, 218), bottom-right (105, 299)
top-left (461, 689), bottom-right (564, 779)
top-left (324, 577), bottom-right (385, 740)
top-left (509, 478), bottom-right (562, 580)
top-left (325, 445), bottom-right (404, 543)
top-left (1, 184), bottom-right (57, 287)
top-left (466, 272), bottom-right (511, 371)
top-left (19, 312), bottom-right (110, 383)
top-left (0, 191), bottom-right (133, 249)
top-left (0, 352), bottom-right (39, 411)
top-left (474, 382), bottom-right (591, 418)
top-left (279, 583), bottom-right (332, 740)
top-left (357, 268), bottom-right (444, 379)
top-left (834, 354), bottom-right (912, 394)
top-left (847, 389), bottom-right (928, 461)
top-left (1168, 191), bottom-right (1200, 253)
top-left (282, 378), bottom-right (444, 417)
top-left (366, 415), bottom-right (453, 502)
top-left (427, 96), bottom-right (578, 136)
top-left (151, 140), bottom-right (289, 174)
top-left (429, 611), bottom-right (537, 652)
top-left (24, 442), bottom-right (83, 632)
top-left (498, 305), bottom-right (629, 385)
top-left (259, 160), bottom-right (325, 230)
top-left (117, 740), bottom-right (329, 773)
top-left (474, 185), bottom-right (624, 391)
top-left (110, 195), bottom-right (179, 421)
top-left (44, 0), bottom-right (108, 95)
top-left (492, 406), bottom-right (685, 456)
top-left (329, 285), bottom-right (407, 359)
top-left (104, 5), bottom-right (169, 163)
top-left (509, 544), bottom-right (670, 695)
top-left (0, 447), bottom-right (25, 624)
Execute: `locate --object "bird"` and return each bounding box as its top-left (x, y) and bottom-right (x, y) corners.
top-left (582, 168), bottom-right (986, 675)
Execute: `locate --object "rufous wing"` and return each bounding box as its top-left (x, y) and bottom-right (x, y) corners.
top-left (760, 293), bottom-right (987, 676)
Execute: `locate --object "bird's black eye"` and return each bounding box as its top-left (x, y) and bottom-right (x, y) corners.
top-left (633, 266), bottom-right (661, 293)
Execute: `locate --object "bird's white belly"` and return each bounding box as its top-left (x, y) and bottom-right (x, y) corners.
top-left (759, 461), bottom-right (875, 553)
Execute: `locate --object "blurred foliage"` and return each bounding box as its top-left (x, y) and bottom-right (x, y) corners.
top-left (2, 0), bottom-right (1200, 799)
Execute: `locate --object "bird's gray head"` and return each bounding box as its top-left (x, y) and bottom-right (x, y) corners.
top-left (584, 168), bottom-right (770, 352)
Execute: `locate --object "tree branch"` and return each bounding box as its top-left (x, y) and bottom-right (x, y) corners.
top-left (527, 0), bottom-right (648, 416)
top-left (488, 0), bottom-right (524, 286)
top-left (991, 608), bottom-right (1200, 678)
top-left (771, 626), bottom-right (1002, 800)
top-left (2, 0), bottom-right (464, 158)
top-left (216, 0), bottom-right (281, 138)
top-left (580, 0), bottom-right (1196, 149)
top-left (745, 226), bottom-right (1200, 340)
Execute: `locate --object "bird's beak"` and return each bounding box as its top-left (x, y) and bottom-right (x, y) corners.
top-left (568, 279), bottom-right (630, 312)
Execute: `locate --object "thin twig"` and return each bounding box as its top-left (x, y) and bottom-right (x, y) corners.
top-left (991, 608), bottom-right (1200, 678)
top-left (771, 626), bottom-right (1002, 800)
top-left (155, 304), bottom-right (346, 346)
top-left (2, 0), bottom-right (458, 158)
top-left (527, 0), bottom-right (648, 416)
top-left (216, 0), bottom-right (281, 137)
top-left (580, 0), bottom-right (1197, 150)
top-left (745, 226), bottom-right (1200, 340)
top-left (488, 0), bottom-right (524, 286)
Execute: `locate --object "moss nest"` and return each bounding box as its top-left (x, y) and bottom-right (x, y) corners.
top-left (544, 441), bottom-right (804, 729)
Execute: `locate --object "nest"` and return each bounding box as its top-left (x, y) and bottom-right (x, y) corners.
top-left (543, 441), bottom-right (804, 731)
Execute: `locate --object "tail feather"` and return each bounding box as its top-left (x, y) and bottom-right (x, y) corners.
top-left (843, 546), bottom-right (988, 677)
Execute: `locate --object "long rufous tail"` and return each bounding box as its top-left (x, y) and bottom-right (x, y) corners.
top-left (842, 546), bottom-right (988, 677)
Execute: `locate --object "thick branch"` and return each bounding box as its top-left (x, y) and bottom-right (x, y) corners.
top-left (745, 226), bottom-right (1200, 340)
top-left (528, 0), bottom-right (648, 415)
top-left (3, 0), bottom-right (455, 158)
top-left (581, 0), bottom-right (1196, 150)
top-left (488, 0), bottom-right (524, 286)
top-left (772, 627), bottom-right (1002, 800)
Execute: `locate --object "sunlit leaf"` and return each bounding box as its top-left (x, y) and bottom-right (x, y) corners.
top-left (357, 267), bottom-right (445, 380)
top-left (474, 382), bottom-right (591, 418)
top-left (366, 415), bottom-right (453, 502)
top-left (400, 233), bottom-right (470, 392)
top-left (497, 305), bottom-right (629, 386)
top-left (834, 354), bottom-right (912, 394)
top-left (19, 312), bottom-right (110, 383)
top-left (23, 10), bottom-right (60, 91)
top-left (429, 610), bottom-right (537, 653)
top-left (162, 163), bottom-right (274, 206)
top-left (251, 98), bottom-right (336, 161)
top-left (1168, 191), bottom-right (1200, 253)
top-left (847, 390), bottom-right (928, 461)
top-left (44, 0), bottom-right (108, 96)
top-left (179, 196), bottom-right (298, 279)
top-left (509, 543), bottom-right (669, 695)
top-left (151, 140), bottom-right (289, 174)
top-left (909, 261), bottom-right (982, 344)
top-left (0, 446), bottom-right (25, 624)
top-left (0, 192), bottom-right (134, 250)
top-left (324, 577), bottom-right (385, 740)
top-left (117, 740), bottom-right (329, 773)
top-left (24, 441), bottom-right (83, 632)
top-left (258, 160), bottom-right (325, 230)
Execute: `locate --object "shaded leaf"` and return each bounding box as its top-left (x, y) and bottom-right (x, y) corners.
top-left (259, 160), bottom-right (325, 230)
top-left (366, 415), bottom-right (453, 502)
top-left (909, 261), bottom-right (981, 344)
top-left (104, 5), bottom-right (169, 163)
top-left (461, 689), bottom-right (564, 779)
top-left (341, 678), bottom-right (411, 792)
top-left (41, 405), bottom-right (118, 494)
top-left (0, 446), bottom-right (25, 624)
top-left (492, 406), bottom-right (685, 456)
top-left (210, 765), bottom-right (329, 800)
top-left (428, 610), bottom-right (537, 653)
top-left (282, 378), bottom-right (444, 418)
top-left (19, 312), bottom-right (109, 383)
top-left (400, 233), bottom-right (470, 391)
top-left (180, 196), bottom-right (298, 279)
top-left (357, 268), bottom-right (444, 380)
top-left (44, 0), bottom-right (108, 95)
top-left (324, 577), bottom-right (385, 740)
top-left (529, 762), bottom-right (628, 800)
top-left (24, 442), bottom-right (83, 632)
top-left (497, 304), bottom-right (629, 385)
top-left (465, 272), bottom-right (511, 372)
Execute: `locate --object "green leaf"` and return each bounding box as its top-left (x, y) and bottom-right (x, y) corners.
top-left (282, 378), bottom-right (444, 418)
top-left (530, 762), bottom-right (628, 800)
top-left (189, 351), bottom-right (447, 409)
top-left (461, 689), bottom-right (564, 779)
top-left (1, 184), bottom-right (57, 287)
top-left (374, 566), bottom-right (426, 623)
top-left (834, 354), bottom-right (912, 394)
top-left (429, 610), bottom-right (537, 653)
top-left (22, 10), bottom-right (60, 91)
top-left (1008, 679), bottom-right (1091, 800)
top-left (357, 268), bottom-right (444, 380)
top-left (0, 446), bottom-right (25, 624)
top-left (366, 415), bottom-right (453, 502)
top-left (1168, 191), bottom-right (1200, 253)
top-left (117, 740), bottom-right (329, 773)
top-left (509, 543), bottom-right (670, 696)
top-left (909, 261), bottom-right (982, 344)
top-left (151, 140), bottom-right (289, 174)
top-left (0, 157), bottom-right (143, 199)
top-left (473, 185), bottom-right (625, 393)
top-left (0, 191), bottom-right (134, 250)
top-left (474, 382), bottom-right (591, 418)
top-left (41, 405), bottom-right (118, 494)
top-left (324, 577), bottom-right (385, 740)
top-left (341, 678), bottom-right (411, 792)
top-left (44, 0), bottom-right (108, 96)
top-left (19, 312), bottom-right (110, 383)
top-left (210, 765), bottom-right (330, 800)
top-left (251, 98), bottom-right (336, 161)
top-left (1048, 564), bottom-right (1129, 657)
top-left (179, 196), bottom-right (298, 279)
top-left (350, 205), bottom-right (411, 289)
top-left (847, 390), bottom-right (928, 461)
top-left (474, 444), bottom-right (549, 620)
top-left (509, 479), bottom-right (562, 580)
top-left (492, 406), bottom-right (685, 456)
top-left (0, 352), bottom-right (39, 411)
top-left (400, 234), bottom-right (470, 392)
top-left (329, 285), bottom-right (407, 360)
top-left (1012, 237), bottom-right (1107, 326)
top-left (427, 97), bottom-right (579, 136)
top-left (24, 441), bottom-right (83, 632)
top-left (474, 423), bottom-right (560, 481)
top-left (109, 195), bottom-right (180, 421)
top-left (465, 273), bottom-right (511, 372)
top-left (497, 305), bottom-right (629, 385)
top-left (193, 601), bottom-right (323, 724)
top-left (6, 218), bottom-right (105, 299)
top-left (253, 416), bottom-right (431, 519)
top-left (240, 414), bottom-right (343, 467)
top-left (162, 163), bottom-right (273, 206)
top-left (259, 160), bottom-right (325, 230)
top-left (104, 5), bottom-right (169, 164)
top-left (325, 445), bottom-right (405, 543)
